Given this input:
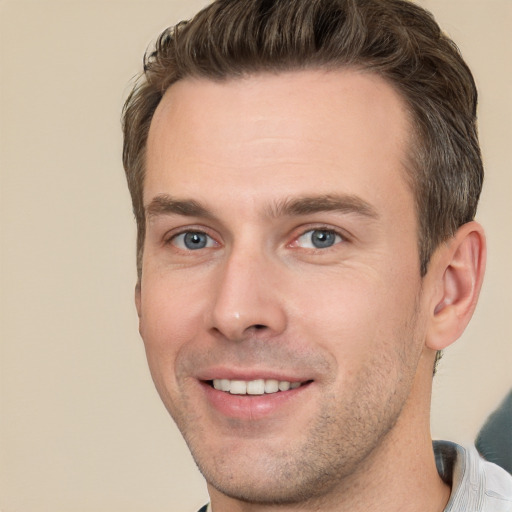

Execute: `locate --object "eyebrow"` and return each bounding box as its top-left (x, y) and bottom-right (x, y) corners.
top-left (145, 193), bottom-right (379, 221)
top-left (145, 194), bottom-right (214, 220)
top-left (266, 194), bottom-right (379, 220)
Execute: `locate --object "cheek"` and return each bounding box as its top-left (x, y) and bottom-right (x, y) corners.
top-left (288, 266), bottom-right (422, 365)
top-left (138, 274), bottom-right (207, 380)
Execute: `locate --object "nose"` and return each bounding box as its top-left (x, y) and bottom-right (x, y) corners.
top-left (209, 245), bottom-right (287, 342)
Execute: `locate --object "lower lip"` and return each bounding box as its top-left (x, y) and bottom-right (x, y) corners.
top-left (200, 381), bottom-right (312, 420)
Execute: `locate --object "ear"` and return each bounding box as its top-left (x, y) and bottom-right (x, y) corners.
top-left (135, 281), bottom-right (142, 319)
top-left (425, 221), bottom-right (486, 351)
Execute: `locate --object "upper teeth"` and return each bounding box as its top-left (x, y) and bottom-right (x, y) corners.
top-left (212, 378), bottom-right (302, 395)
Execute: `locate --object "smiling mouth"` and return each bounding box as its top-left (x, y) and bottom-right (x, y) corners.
top-left (208, 378), bottom-right (311, 395)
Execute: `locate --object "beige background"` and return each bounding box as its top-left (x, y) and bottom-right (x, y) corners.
top-left (0, 0), bottom-right (510, 510)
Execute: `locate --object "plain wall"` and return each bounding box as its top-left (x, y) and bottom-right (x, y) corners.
top-left (0, 0), bottom-right (510, 510)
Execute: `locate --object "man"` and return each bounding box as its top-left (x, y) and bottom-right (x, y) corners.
top-left (122, 0), bottom-right (512, 510)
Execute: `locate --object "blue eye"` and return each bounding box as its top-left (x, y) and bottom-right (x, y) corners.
top-left (172, 231), bottom-right (215, 250)
top-left (296, 229), bottom-right (342, 249)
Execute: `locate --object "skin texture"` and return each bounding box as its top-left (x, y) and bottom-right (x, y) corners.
top-left (136, 70), bottom-right (486, 512)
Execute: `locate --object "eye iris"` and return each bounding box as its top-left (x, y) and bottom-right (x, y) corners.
top-left (184, 232), bottom-right (207, 249)
top-left (311, 230), bottom-right (335, 248)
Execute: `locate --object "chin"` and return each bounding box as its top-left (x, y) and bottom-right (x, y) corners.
top-left (198, 450), bottom-right (343, 506)
top-left (181, 402), bottom-right (389, 507)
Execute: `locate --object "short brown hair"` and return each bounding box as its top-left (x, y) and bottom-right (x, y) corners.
top-left (122, 0), bottom-right (483, 279)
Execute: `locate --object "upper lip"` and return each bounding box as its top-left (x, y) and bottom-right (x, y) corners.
top-left (196, 367), bottom-right (312, 383)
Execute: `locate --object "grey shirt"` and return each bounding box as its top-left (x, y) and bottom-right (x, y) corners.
top-left (435, 441), bottom-right (512, 511)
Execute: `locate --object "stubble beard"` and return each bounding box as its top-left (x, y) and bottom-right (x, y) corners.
top-left (163, 297), bottom-right (424, 507)
top-left (177, 352), bottom-right (418, 507)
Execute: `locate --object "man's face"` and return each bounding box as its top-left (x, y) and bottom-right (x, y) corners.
top-left (139, 70), bottom-right (433, 505)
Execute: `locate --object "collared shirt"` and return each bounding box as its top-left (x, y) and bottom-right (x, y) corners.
top-left (435, 441), bottom-right (512, 511)
top-left (198, 442), bottom-right (512, 512)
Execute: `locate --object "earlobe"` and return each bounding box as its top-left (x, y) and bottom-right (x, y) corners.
top-left (426, 221), bottom-right (486, 351)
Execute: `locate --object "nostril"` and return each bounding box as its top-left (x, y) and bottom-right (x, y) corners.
top-left (253, 324), bottom-right (267, 330)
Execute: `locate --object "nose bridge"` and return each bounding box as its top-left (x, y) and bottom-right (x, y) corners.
top-left (210, 240), bottom-right (286, 341)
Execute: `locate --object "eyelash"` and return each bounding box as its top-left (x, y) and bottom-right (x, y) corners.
top-left (288, 226), bottom-right (346, 251)
top-left (164, 227), bottom-right (219, 251)
top-left (164, 225), bottom-right (347, 252)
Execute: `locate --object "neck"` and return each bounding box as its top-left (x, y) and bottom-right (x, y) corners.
top-left (208, 351), bottom-right (450, 512)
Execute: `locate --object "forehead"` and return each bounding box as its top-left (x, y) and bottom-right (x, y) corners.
top-left (145, 69), bottom-right (414, 218)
